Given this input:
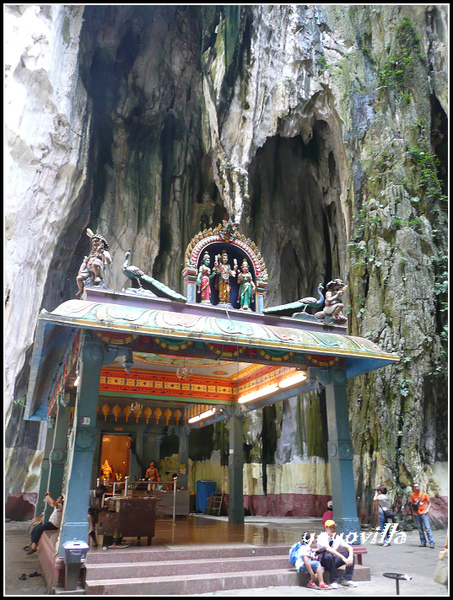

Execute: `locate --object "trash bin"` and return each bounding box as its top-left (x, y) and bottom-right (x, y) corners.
top-left (196, 480), bottom-right (216, 513)
top-left (63, 540), bottom-right (89, 590)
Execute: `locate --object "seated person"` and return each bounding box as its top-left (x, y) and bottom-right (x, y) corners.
top-left (25, 492), bottom-right (64, 554)
top-left (316, 520), bottom-right (357, 588)
top-left (290, 532), bottom-right (331, 589)
top-left (165, 474), bottom-right (179, 491)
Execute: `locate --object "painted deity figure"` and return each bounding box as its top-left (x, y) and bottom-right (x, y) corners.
top-left (76, 229), bottom-right (112, 296)
top-left (196, 252), bottom-right (214, 304)
top-left (315, 278), bottom-right (348, 324)
top-left (214, 250), bottom-right (237, 305)
top-left (237, 259), bottom-right (256, 310)
top-left (100, 459), bottom-right (114, 481)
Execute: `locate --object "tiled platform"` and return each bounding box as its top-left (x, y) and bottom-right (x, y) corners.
top-left (81, 516), bottom-right (370, 595)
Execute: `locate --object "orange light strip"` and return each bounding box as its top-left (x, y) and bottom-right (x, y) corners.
top-left (238, 370), bottom-right (307, 404)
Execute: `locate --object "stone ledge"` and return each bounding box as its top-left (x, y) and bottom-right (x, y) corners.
top-left (298, 565), bottom-right (371, 586)
top-left (37, 531), bottom-right (86, 592)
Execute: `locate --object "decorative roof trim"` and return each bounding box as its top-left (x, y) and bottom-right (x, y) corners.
top-left (44, 299), bottom-right (399, 363)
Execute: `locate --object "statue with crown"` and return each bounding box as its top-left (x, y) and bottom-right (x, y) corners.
top-left (183, 220), bottom-right (267, 312)
top-left (236, 258), bottom-right (256, 310)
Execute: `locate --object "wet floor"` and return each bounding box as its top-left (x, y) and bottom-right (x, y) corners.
top-left (154, 515), bottom-right (303, 546)
top-left (92, 514), bottom-right (323, 550)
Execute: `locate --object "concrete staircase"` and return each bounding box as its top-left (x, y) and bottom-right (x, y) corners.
top-left (84, 544), bottom-right (370, 595)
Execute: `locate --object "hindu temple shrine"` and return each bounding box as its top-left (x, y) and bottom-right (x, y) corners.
top-left (24, 221), bottom-right (399, 564)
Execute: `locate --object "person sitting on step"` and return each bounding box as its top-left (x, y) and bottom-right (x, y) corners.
top-left (289, 532), bottom-right (331, 589)
top-left (316, 520), bottom-right (357, 588)
top-left (25, 492), bottom-right (64, 554)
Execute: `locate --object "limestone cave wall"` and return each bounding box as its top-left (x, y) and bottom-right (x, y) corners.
top-left (5, 5), bottom-right (448, 520)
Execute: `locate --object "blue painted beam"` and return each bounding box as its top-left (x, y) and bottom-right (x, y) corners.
top-left (325, 363), bottom-right (361, 539)
top-left (58, 334), bottom-right (104, 554)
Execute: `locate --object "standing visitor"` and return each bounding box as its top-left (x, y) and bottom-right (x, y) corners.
top-left (410, 483), bottom-right (435, 548)
top-left (88, 484), bottom-right (107, 547)
top-left (373, 485), bottom-right (393, 546)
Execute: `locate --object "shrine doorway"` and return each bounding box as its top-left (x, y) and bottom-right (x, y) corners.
top-left (99, 433), bottom-right (131, 482)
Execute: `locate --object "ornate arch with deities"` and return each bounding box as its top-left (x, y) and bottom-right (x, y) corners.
top-left (182, 221), bottom-right (268, 311)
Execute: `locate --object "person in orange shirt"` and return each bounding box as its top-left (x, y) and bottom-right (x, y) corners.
top-left (410, 483), bottom-right (435, 548)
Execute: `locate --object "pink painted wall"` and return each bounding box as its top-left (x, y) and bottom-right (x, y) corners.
top-left (223, 493), bottom-right (331, 517)
top-left (5, 493), bottom-right (37, 521)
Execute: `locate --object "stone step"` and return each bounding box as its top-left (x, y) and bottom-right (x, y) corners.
top-left (85, 567), bottom-right (300, 595)
top-left (85, 543), bottom-right (290, 564)
top-left (325, 565), bottom-right (370, 583)
top-left (297, 565), bottom-right (371, 587)
top-left (83, 542), bottom-right (370, 594)
top-left (85, 567), bottom-right (370, 596)
top-left (85, 554), bottom-right (291, 579)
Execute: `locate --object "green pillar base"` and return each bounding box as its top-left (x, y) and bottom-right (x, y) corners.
top-left (320, 363), bottom-right (361, 541)
top-left (333, 517), bottom-right (362, 543)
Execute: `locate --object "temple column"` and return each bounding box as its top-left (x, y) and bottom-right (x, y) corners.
top-left (228, 411), bottom-right (244, 525)
top-left (132, 425), bottom-right (145, 480)
top-left (182, 266), bottom-right (197, 303)
top-left (35, 419), bottom-right (55, 518)
top-left (58, 333), bottom-right (104, 554)
top-left (176, 426), bottom-right (190, 490)
top-left (324, 362), bottom-right (361, 538)
top-left (255, 280), bottom-right (266, 313)
top-left (44, 395), bottom-right (72, 520)
top-left (143, 431), bottom-right (164, 473)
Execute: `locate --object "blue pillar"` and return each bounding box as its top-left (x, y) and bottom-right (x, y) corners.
top-left (44, 397), bottom-right (72, 520)
top-left (324, 362), bottom-right (361, 538)
top-left (35, 421), bottom-right (55, 518)
top-left (228, 411), bottom-right (244, 525)
top-left (58, 333), bottom-right (104, 554)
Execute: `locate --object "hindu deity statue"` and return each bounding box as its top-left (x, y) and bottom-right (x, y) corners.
top-left (315, 278), bottom-right (348, 325)
top-left (196, 251), bottom-right (214, 304)
top-left (213, 250), bottom-right (237, 305)
top-left (237, 259), bottom-right (256, 310)
top-left (76, 229), bottom-right (112, 296)
top-left (100, 459), bottom-right (114, 481)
